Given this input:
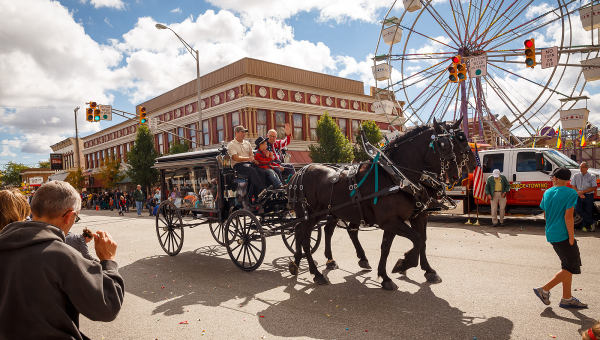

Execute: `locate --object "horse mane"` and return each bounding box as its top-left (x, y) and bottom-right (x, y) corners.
top-left (382, 125), bottom-right (431, 156)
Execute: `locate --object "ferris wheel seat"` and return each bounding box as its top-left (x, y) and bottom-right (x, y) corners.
top-left (372, 63), bottom-right (392, 81)
top-left (580, 57), bottom-right (600, 81)
top-left (403, 0), bottom-right (422, 12)
top-left (382, 26), bottom-right (402, 46)
top-left (579, 7), bottom-right (600, 31)
top-left (373, 100), bottom-right (397, 115)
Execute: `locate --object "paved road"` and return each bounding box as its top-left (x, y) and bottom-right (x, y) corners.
top-left (74, 209), bottom-right (599, 339)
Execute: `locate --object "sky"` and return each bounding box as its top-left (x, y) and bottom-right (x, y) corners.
top-left (1, 0), bottom-right (599, 168)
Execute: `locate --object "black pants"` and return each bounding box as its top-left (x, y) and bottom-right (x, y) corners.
top-left (272, 162), bottom-right (295, 182)
top-left (233, 162), bottom-right (267, 191)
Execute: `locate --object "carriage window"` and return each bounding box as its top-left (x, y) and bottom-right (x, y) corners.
top-left (482, 153), bottom-right (504, 173)
top-left (293, 113), bottom-right (303, 140)
top-left (164, 165), bottom-right (219, 209)
top-left (275, 111), bottom-right (286, 139)
top-left (203, 120), bottom-right (210, 146)
top-left (257, 110), bottom-right (267, 138)
top-left (352, 120), bottom-right (360, 142)
top-left (216, 116), bottom-right (224, 144)
top-left (310, 115), bottom-right (318, 141)
top-left (516, 152), bottom-right (537, 172)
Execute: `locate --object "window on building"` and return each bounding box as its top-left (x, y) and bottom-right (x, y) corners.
top-left (95, 152), bottom-right (99, 167)
top-left (168, 130), bottom-right (174, 147)
top-left (257, 110), bottom-right (267, 138)
top-left (216, 116), bottom-right (224, 144)
top-left (113, 147), bottom-right (117, 159)
top-left (101, 150), bottom-right (105, 165)
top-left (188, 123), bottom-right (197, 148)
top-left (482, 153), bottom-right (504, 173)
top-left (157, 134), bottom-right (164, 155)
top-left (178, 127), bottom-right (185, 144)
top-left (338, 118), bottom-right (347, 138)
top-left (293, 113), bottom-right (303, 140)
top-left (126, 142), bottom-right (130, 153)
top-left (231, 111), bottom-right (240, 131)
top-left (275, 111), bottom-right (286, 139)
top-left (352, 120), bottom-right (360, 142)
top-left (203, 120), bottom-right (210, 146)
top-left (118, 145), bottom-right (123, 161)
top-left (310, 115), bottom-right (318, 141)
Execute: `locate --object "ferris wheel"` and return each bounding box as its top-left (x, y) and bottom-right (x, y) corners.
top-left (373, 0), bottom-right (600, 145)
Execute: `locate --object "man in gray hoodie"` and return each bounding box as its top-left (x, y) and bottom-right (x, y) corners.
top-left (0, 181), bottom-right (124, 340)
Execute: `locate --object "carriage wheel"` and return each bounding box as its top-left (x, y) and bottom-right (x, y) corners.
top-left (209, 221), bottom-right (226, 246)
top-left (282, 224), bottom-right (322, 257)
top-left (155, 201), bottom-right (184, 256)
top-left (224, 210), bottom-right (266, 271)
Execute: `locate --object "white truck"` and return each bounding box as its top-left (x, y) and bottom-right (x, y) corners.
top-left (447, 147), bottom-right (600, 225)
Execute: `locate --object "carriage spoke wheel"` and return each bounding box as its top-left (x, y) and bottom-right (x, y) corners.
top-left (155, 201), bottom-right (184, 256)
top-left (209, 221), bottom-right (227, 246)
top-left (282, 221), bottom-right (322, 257)
top-left (224, 210), bottom-right (266, 272)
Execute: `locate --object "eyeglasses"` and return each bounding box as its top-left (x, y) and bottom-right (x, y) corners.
top-left (62, 209), bottom-right (81, 223)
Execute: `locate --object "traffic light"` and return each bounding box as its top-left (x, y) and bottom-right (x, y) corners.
top-left (139, 107), bottom-right (147, 124)
top-left (524, 38), bottom-right (536, 68)
top-left (93, 108), bottom-right (101, 122)
top-left (448, 56), bottom-right (461, 83)
top-left (86, 107), bottom-right (94, 122)
top-left (457, 62), bottom-right (467, 82)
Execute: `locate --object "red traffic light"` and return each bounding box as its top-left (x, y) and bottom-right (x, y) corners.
top-left (524, 40), bottom-right (533, 48)
top-left (89, 102), bottom-right (97, 108)
top-left (452, 56), bottom-right (460, 64)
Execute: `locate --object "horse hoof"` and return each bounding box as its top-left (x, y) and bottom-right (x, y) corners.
top-left (288, 261), bottom-right (299, 276)
top-left (313, 275), bottom-right (330, 285)
top-left (391, 259), bottom-right (404, 274)
top-left (358, 260), bottom-right (372, 269)
top-left (381, 279), bottom-right (398, 291)
top-left (326, 260), bottom-right (339, 270)
top-left (425, 272), bottom-right (442, 283)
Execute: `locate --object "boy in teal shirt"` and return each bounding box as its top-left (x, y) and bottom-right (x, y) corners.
top-left (534, 167), bottom-right (587, 308)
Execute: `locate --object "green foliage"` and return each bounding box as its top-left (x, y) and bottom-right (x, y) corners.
top-left (308, 112), bottom-right (354, 163)
top-left (353, 120), bottom-right (384, 162)
top-left (168, 140), bottom-right (191, 155)
top-left (38, 160), bottom-right (50, 168)
top-left (66, 167), bottom-right (86, 191)
top-left (126, 125), bottom-right (160, 191)
top-left (96, 152), bottom-right (126, 190)
top-left (1, 161), bottom-right (29, 187)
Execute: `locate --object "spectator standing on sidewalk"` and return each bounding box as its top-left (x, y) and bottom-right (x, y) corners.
top-left (485, 169), bottom-right (510, 227)
top-left (66, 227), bottom-right (98, 262)
top-left (133, 185), bottom-right (145, 217)
top-left (572, 162), bottom-right (598, 232)
top-left (0, 181), bottom-right (124, 339)
top-left (534, 167), bottom-right (587, 309)
top-left (0, 189), bottom-right (31, 232)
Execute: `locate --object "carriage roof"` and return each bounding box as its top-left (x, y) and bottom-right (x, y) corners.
top-left (153, 148), bottom-right (222, 170)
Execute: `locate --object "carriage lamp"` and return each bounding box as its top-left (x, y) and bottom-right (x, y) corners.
top-left (217, 154), bottom-right (231, 169)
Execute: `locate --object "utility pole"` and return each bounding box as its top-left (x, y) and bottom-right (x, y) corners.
top-left (196, 49), bottom-right (203, 150)
top-left (74, 107), bottom-right (81, 170)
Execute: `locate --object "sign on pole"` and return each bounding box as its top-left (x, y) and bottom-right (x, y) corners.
top-left (50, 153), bottom-right (63, 170)
top-left (99, 105), bottom-right (112, 121)
top-left (149, 118), bottom-right (158, 131)
top-left (541, 46), bottom-right (558, 69)
top-left (469, 54), bottom-right (487, 78)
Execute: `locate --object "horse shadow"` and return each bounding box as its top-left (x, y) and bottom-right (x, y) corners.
top-left (255, 269), bottom-right (514, 339)
top-left (118, 245), bottom-right (312, 316)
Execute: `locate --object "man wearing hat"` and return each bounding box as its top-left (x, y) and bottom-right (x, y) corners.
top-left (227, 126), bottom-right (268, 196)
top-left (485, 169), bottom-right (510, 227)
top-left (534, 167), bottom-right (587, 308)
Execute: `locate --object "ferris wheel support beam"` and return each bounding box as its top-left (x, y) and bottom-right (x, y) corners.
top-left (472, 0), bottom-right (507, 46)
top-left (471, 0), bottom-right (523, 46)
top-left (422, 0), bottom-right (462, 46)
top-left (473, 0), bottom-right (533, 49)
top-left (483, 75), bottom-right (536, 135)
top-left (476, 78), bottom-right (484, 138)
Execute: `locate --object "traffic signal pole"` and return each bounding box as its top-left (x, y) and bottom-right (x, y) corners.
top-left (74, 107), bottom-right (81, 170)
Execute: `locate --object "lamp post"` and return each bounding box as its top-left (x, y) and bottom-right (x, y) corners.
top-left (155, 23), bottom-right (203, 150)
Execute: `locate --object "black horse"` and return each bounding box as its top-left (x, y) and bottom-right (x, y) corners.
top-left (287, 120), bottom-right (460, 290)
top-left (320, 118), bottom-right (477, 288)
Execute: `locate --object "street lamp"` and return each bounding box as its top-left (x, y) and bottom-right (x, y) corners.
top-left (155, 23), bottom-right (203, 150)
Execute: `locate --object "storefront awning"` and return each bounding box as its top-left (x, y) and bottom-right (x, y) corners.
top-left (48, 172), bottom-right (69, 182)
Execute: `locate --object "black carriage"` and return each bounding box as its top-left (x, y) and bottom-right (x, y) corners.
top-left (153, 145), bottom-right (323, 271)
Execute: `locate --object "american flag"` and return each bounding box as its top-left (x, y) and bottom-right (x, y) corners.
top-left (472, 143), bottom-right (488, 202)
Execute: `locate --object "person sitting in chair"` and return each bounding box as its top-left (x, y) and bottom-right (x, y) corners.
top-left (266, 124), bottom-right (296, 182)
top-left (254, 136), bottom-right (284, 189)
top-left (227, 125), bottom-right (269, 198)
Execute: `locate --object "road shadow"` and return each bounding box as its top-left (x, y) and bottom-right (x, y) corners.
top-left (541, 307), bottom-right (598, 337)
top-left (256, 270), bottom-right (514, 340)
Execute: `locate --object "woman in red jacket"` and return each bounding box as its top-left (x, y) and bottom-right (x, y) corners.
top-left (254, 137), bottom-right (284, 188)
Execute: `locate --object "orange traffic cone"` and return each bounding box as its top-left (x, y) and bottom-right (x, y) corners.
top-left (96, 205), bottom-right (99, 211)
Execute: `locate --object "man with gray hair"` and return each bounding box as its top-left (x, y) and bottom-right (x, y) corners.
top-left (571, 161), bottom-right (598, 232)
top-left (0, 181), bottom-right (124, 340)
top-left (266, 123), bottom-right (296, 182)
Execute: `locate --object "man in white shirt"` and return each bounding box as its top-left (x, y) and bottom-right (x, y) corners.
top-left (571, 162), bottom-right (598, 232)
top-left (227, 126), bottom-right (268, 195)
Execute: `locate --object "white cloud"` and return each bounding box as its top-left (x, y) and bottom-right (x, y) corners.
top-left (0, 146), bottom-right (16, 157)
top-left (171, 7), bottom-right (182, 13)
top-left (104, 17), bottom-right (113, 27)
top-left (80, 0), bottom-right (125, 10)
top-left (205, 0), bottom-right (392, 24)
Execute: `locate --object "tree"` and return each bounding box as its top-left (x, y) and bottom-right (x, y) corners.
top-left (353, 120), bottom-right (384, 162)
top-left (126, 125), bottom-right (159, 194)
top-left (96, 152), bottom-right (125, 190)
top-left (38, 160), bottom-right (50, 168)
top-left (1, 161), bottom-right (29, 187)
top-left (308, 111), bottom-right (354, 163)
top-left (66, 167), bottom-right (86, 192)
top-left (168, 140), bottom-right (191, 155)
